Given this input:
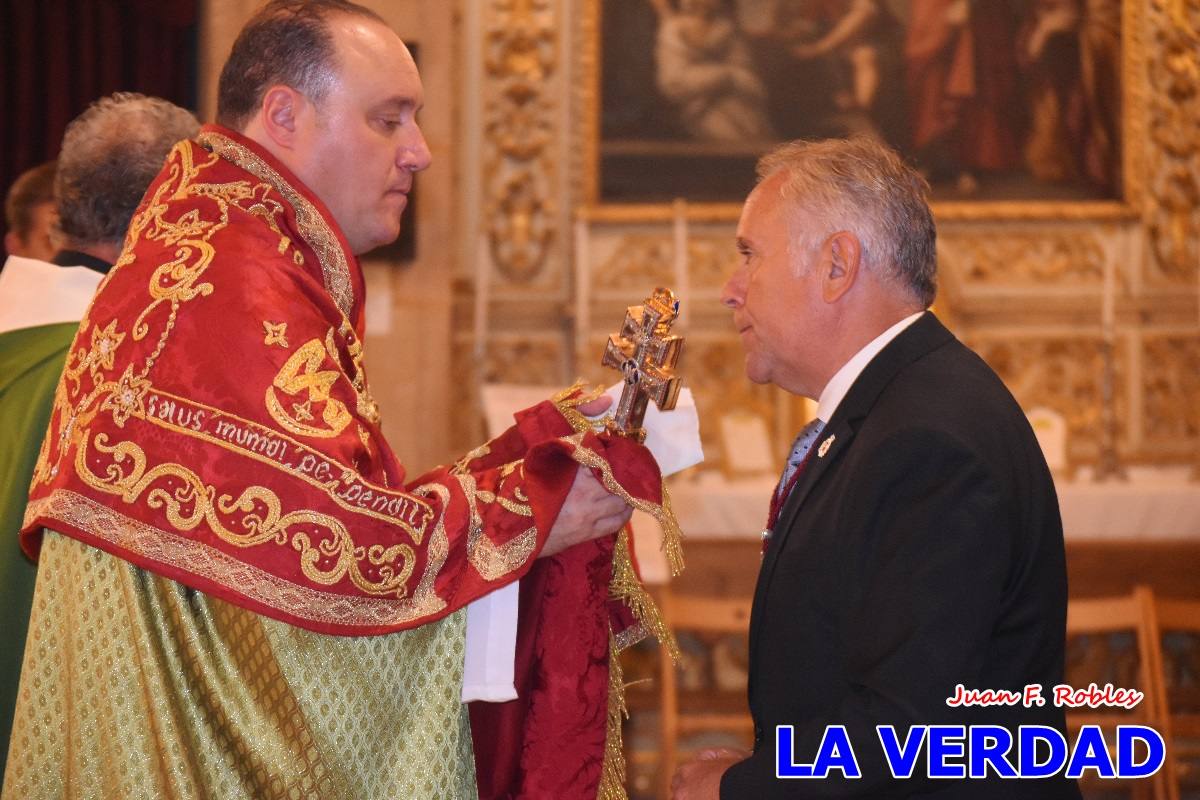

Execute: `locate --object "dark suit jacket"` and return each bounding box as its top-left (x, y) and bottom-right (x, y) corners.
top-left (721, 313), bottom-right (1081, 799)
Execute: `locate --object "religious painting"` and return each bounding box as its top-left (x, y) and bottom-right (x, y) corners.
top-left (584, 0), bottom-right (1138, 215)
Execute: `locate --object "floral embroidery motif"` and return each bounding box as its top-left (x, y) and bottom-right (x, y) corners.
top-left (99, 366), bottom-right (151, 428)
top-left (87, 320), bottom-right (126, 375)
top-left (263, 321), bottom-right (289, 348)
top-left (292, 399), bottom-right (315, 422)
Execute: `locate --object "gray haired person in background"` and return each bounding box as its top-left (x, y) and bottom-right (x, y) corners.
top-left (53, 92), bottom-right (201, 270)
top-left (0, 93), bottom-right (199, 788)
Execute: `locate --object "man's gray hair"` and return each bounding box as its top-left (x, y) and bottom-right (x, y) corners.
top-left (56, 93), bottom-right (200, 248)
top-left (756, 136), bottom-right (937, 308)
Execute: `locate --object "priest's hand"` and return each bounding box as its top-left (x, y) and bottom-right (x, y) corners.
top-left (575, 394), bottom-right (612, 417)
top-left (671, 748), bottom-right (748, 800)
top-left (540, 465), bottom-right (632, 558)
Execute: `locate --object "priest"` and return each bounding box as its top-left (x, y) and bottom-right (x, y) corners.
top-left (4, 2), bottom-right (666, 798)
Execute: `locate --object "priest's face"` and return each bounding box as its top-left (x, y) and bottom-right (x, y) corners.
top-left (722, 171), bottom-right (826, 398)
top-left (295, 17), bottom-right (431, 255)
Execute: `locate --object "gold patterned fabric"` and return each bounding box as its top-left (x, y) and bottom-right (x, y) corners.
top-left (2, 531), bottom-right (477, 800)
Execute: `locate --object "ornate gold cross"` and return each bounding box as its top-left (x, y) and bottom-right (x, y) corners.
top-left (601, 287), bottom-right (684, 442)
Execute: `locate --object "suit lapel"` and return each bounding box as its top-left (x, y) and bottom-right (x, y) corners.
top-left (748, 419), bottom-right (854, 652)
top-left (747, 313), bottom-right (957, 675)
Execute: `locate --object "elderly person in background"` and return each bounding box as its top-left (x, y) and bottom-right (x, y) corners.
top-left (3, 162), bottom-right (58, 264)
top-left (0, 93), bottom-right (199, 788)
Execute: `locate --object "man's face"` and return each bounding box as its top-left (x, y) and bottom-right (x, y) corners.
top-left (9, 201), bottom-right (58, 261)
top-left (721, 172), bottom-right (824, 397)
top-left (294, 18), bottom-right (431, 255)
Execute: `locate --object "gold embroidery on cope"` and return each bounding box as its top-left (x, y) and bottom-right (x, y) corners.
top-left (87, 319), bottom-right (126, 375)
top-left (29, 139), bottom-right (462, 625)
top-left (24, 490), bottom-right (443, 629)
top-left (451, 441), bottom-right (493, 475)
top-left (128, 386), bottom-right (433, 535)
top-left (199, 131), bottom-right (354, 319)
top-left (100, 367), bottom-right (152, 428)
top-left (330, 319), bottom-right (380, 425)
top-left (454, 466), bottom-right (538, 581)
top-left (470, 526), bottom-right (538, 581)
top-left (266, 338), bottom-right (353, 438)
top-left (263, 321), bottom-right (290, 348)
top-left (73, 432), bottom-right (417, 597)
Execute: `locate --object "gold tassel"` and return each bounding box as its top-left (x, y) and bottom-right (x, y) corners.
top-left (597, 492), bottom-right (684, 797)
top-left (598, 629), bottom-right (629, 800)
top-left (611, 529), bottom-right (680, 663)
top-left (659, 480), bottom-right (685, 577)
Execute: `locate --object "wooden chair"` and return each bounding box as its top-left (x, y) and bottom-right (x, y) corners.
top-left (659, 591), bottom-right (754, 800)
top-left (1153, 595), bottom-right (1200, 800)
top-left (1065, 586), bottom-right (1175, 800)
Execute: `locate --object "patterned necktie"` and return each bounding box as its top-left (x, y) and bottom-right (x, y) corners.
top-left (762, 418), bottom-right (825, 551)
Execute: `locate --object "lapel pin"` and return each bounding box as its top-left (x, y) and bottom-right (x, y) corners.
top-left (817, 434), bottom-right (835, 458)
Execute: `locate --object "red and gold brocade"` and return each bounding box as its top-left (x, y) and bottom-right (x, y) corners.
top-left (21, 125), bottom-right (659, 639)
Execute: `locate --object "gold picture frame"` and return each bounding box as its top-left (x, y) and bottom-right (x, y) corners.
top-left (578, 0), bottom-right (1146, 223)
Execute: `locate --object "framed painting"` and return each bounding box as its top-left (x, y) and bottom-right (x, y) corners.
top-left (580, 0), bottom-right (1144, 220)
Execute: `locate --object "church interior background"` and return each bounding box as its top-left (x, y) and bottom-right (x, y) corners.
top-left (3, 0), bottom-right (1200, 797)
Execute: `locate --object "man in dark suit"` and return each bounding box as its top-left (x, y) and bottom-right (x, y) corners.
top-left (672, 136), bottom-right (1079, 798)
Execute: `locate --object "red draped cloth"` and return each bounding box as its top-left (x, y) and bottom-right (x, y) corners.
top-left (905, 0), bottom-right (1022, 171)
top-left (471, 439), bottom-right (652, 799)
top-left (22, 124), bottom-right (667, 795)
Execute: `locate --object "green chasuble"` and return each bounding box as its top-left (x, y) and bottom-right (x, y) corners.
top-left (0, 322), bottom-right (78, 786)
top-left (4, 533), bottom-right (475, 799)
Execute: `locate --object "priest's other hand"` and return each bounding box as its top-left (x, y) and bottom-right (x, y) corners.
top-left (671, 748), bottom-right (748, 800)
top-left (540, 465), bottom-right (632, 558)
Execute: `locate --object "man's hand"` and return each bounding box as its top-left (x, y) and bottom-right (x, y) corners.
top-left (539, 465), bottom-right (632, 558)
top-left (671, 748), bottom-right (747, 800)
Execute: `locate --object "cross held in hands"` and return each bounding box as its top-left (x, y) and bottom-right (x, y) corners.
top-left (600, 286), bottom-right (684, 443)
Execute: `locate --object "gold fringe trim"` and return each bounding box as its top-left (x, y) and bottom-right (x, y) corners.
top-left (548, 384), bottom-right (688, 798)
top-left (611, 529), bottom-right (680, 664)
top-left (551, 381), bottom-right (685, 577)
top-left (658, 480), bottom-right (685, 577)
top-left (566, 437), bottom-right (684, 799)
top-left (552, 380), bottom-right (606, 434)
top-left (564, 432), bottom-right (686, 578)
top-left (598, 529), bottom-right (682, 799)
top-left (598, 628), bottom-right (629, 800)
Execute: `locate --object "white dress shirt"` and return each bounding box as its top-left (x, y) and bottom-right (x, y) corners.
top-left (816, 311), bottom-right (925, 423)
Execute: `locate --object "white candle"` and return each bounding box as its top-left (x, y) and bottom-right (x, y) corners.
top-left (672, 199), bottom-right (690, 331)
top-left (574, 216), bottom-right (591, 364)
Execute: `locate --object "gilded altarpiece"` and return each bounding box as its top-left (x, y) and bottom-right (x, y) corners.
top-left (449, 4), bottom-right (1200, 797)
top-left (455, 0), bottom-right (1200, 472)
